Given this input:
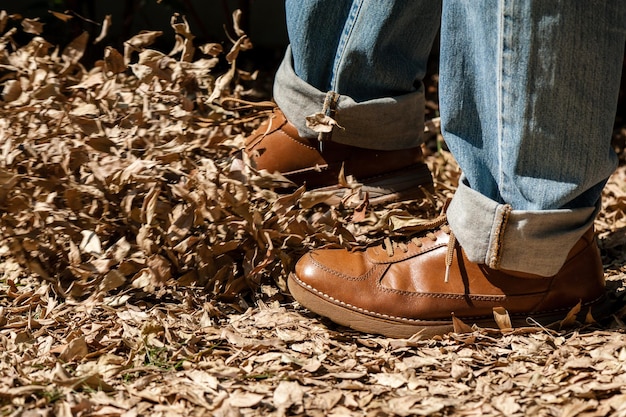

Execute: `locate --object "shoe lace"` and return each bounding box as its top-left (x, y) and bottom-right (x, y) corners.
top-left (382, 214), bottom-right (457, 283)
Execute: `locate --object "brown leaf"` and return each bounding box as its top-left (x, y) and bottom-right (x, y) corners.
top-left (21, 18), bottom-right (44, 35)
top-left (305, 113), bottom-right (343, 134)
top-left (100, 270), bottom-right (127, 293)
top-left (560, 300), bottom-right (582, 328)
top-left (94, 14), bottom-right (112, 44)
top-left (228, 391), bottom-right (265, 408)
top-left (49, 10), bottom-right (73, 22)
top-left (59, 337), bottom-right (89, 362)
top-left (231, 9), bottom-right (247, 38)
top-left (103, 46), bottom-right (126, 74)
top-left (124, 30), bottom-right (163, 64)
top-left (147, 254), bottom-right (172, 283)
top-left (208, 64), bottom-right (235, 102)
top-left (170, 14), bottom-right (195, 62)
top-left (0, 385), bottom-right (47, 399)
top-left (142, 186), bottom-right (161, 225)
top-left (492, 306), bottom-right (512, 331)
top-left (62, 31), bottom-right (89, 65)
top-left (80, 230), bottom-right (102, 255)
top-left (273, 381), bottom-right (304, 411)
top-left (200, 42), bottom-right (223, 57)
top-left (68, 239), bottom-right (81, 265)
top-left (2, 79), bottom-right (22, 102)
top-left (451, 313), bottom-right (473, 334)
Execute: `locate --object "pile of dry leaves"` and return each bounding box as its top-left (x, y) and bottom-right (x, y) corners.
top-left (1, 8), bottom-right (626, 416)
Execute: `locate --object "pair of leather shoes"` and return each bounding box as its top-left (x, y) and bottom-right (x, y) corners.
top-left (245, 109), bottom-right (607, 338)
top-left (288, 215), bottom-right (606, 338)
top-left (244, 109), bottom-right (433, 205)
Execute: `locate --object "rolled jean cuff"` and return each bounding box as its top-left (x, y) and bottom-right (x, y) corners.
top-left (447, 177), bottom-right (599, 277)
top-left (273, 46), bottom-right (425, 150)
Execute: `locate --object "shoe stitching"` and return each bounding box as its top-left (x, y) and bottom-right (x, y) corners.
top-left (245, 113), bottom-right (279, 148)
top-left (274, 129), bottom-right (318, 152)
top-left (306, 251), bottom-right (508, 301)
top-left (291, 273), bottom-right (605, 325)
top-left (295, 267), bottom-right (505, 304)
top-left (308, 252), bottom-right (380, 282)
top-left (375, 281), bottom-right (508, 301)
top-left (292, 214), bottom-right (607, 325)
top-left (292, 273), bottom-right (484, 323)
top-left (250, 118), bottom-right (319, 153)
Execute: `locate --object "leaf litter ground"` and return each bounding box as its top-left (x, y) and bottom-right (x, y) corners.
top-left (1, 9), bottom-right (626, 417)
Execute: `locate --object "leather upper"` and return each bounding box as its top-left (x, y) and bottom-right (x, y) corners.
top-left (292, 224), bottom-right (605, 322)
top-left (244, 109), bottom-right (429, 188)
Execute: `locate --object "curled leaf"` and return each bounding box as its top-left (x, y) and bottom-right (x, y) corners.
top-left (305, 113), bottom-right (343, 133)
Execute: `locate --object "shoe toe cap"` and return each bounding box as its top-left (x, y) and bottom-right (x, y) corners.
top-left (294, 248), bottom-right (371, 286)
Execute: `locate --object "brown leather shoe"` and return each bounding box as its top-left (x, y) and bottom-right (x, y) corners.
top-left (245, 109), bottom-right (433, 205)
top-left (288, 215), bottom-right (606, 338)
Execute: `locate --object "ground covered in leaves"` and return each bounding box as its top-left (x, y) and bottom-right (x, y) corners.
top-left (1, 9), bottom-right (626, 417)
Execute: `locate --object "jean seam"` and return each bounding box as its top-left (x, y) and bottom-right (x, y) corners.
top-left (331, 0), bottom-right (364, 92)
top-left (496, 0), bottom-right (504, 192)
top-left (487, 204), bottom-right (512, 269)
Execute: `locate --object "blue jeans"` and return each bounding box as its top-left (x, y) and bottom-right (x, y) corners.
top-left (275, 0), bottom-right (626, 276)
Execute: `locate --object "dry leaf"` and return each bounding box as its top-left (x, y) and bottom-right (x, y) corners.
top-left (492, 306), bottom-right (512, 331)
top-left (273, 381), bottom-right (304, 410)
top-left (49, 10), bottom-right (73, 22)
top-left (21, 18), bottom-right (44, 34)
top-left (305, 113), bottom-right (343, 133)
top-left (560, 300), bottom-right (582, 328)
top-left (62, 31), bottom-right (89, 65)
top-left (200, 42), bottom-right (224, 57)
top-left (124, 30), bottom-right (163, 64)
top-left (0, 10), bottom-right (9, 33)
top-left (228, 391), bottom-right (265, 408)
top-left (59, 337), bottom-right (89, 362)
top-left (80, 230), bottom-right (102, 255)
top-left (452, 313), bottom-right (474, 334)
top-left (170, 13), bottom-right (195, 62)
top-left (2, 79), bottom-right (22, 102)
top-left (94, 14), bottom-right (112, 44)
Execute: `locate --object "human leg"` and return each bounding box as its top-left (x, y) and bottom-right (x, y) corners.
top-left (276, 0), bottom-right (442, 148)
top-left (244, 0), bottom-right (441, 202)
top-left (442, 0), bottom-right (626, 275)
top-left (288, 0), bottom-right (626, 337)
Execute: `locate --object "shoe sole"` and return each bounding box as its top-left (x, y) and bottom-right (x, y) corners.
top-left (288, 272), bottom-right (610, 339)
top-left (301, 162), bottom-right (433, 207)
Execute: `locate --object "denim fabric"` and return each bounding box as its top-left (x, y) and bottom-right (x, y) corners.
top-left (284, 0), bottom-right (441, 101)
top-left (441, 0), bottom-right (626, 275)
top-left (275, 0), bottom-right (441, 149)
top-left (274, 49), bottom-right (428, 150)
top-left (448, 178), bottom-right (599, 276)
top-left (275, 0), bottom-right (626, 275)
top-left (441, 0), bottom-right (625, 211)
